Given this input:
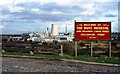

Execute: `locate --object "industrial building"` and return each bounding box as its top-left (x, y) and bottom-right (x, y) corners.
top-left (1, 23), bottom-right (74, 42)
top-left (111, 32), bottom-right (120, 41)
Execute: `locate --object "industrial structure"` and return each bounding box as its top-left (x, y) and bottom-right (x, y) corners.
top-left (111, 32), bottom-right (120, 41)
top-left (1, 23), bottom-right (74, 42)
top-left (51, 24), bottom-right (59, 36)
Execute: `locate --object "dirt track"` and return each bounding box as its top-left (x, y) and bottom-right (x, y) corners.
top-left (2, 57), bottom-right (120, 72)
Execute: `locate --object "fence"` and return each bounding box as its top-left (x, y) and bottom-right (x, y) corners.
top-left (2, 41), bottom-right (60, 54)
top-left (1, 41), bottom-right (120, 57)
top-left (77, 41), bottom-right (120, 57)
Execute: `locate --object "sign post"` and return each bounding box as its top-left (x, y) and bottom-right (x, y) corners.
top-left (74, 20), bottom-right (78, 57)
top-left (75, 22), bottom-right (111, 40)
top-left (75, 22), bottom-right (111, 57)
top-left (75, 41), bottom-right (78, 57)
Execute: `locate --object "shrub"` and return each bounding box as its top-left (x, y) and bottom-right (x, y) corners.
top-left (58, 42), bottom-right (75, 56)
top-left (79, 42), bottom-right (85, 46)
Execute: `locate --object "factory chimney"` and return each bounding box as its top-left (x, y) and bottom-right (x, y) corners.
top-left (51, 24), bottom-right (59, 36)
top-left (65, 25), bottom-right (67, 34)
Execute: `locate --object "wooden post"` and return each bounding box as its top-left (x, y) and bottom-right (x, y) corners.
top-left (75, 41), bottom-right (77, 57)
top-left (60, 45), bottom-right (63, 56)
top-left (90, 42), bottom-right (93, 57)
top-left (109, 41), bottom-right (111, 58)
top-left (2, 50), bottom-right (6, 53)
top-left (30, 51), bottom-right (34, 55)
top-left (74, 20), bottom-right (77, 57)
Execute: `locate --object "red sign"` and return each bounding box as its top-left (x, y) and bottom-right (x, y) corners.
top-left (75, 22), bottom-right (111, 41)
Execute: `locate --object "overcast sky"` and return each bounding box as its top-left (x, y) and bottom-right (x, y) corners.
top-left (0, 0), bottom-right (119, 34)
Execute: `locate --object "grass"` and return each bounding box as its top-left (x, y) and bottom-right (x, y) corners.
top-left (2, 52), bottom-right (60, 60)
top-left (75, 55), bottom-right (120, 64)
top-left (1, 51), bottom-right (120, 64)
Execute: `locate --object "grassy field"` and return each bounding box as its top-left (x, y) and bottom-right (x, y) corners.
top-left (1, 51), bottom-right (120, 64)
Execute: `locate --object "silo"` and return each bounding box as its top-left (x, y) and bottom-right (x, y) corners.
top-left (51, 24), bottom-right (59, 36)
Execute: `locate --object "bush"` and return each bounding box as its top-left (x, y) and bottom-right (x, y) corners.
top-left (58, 42), bottom-right (75, 56)
top-left (79, 42), bottom-right (85, 46)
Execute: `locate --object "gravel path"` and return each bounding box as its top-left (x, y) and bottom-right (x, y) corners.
top-left (2, 57), bottom-right (120, 72)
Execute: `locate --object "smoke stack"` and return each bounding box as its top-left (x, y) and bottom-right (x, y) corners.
top-left (47, 27), bottom-right (49, 32)
top-left (65, 25), bottom-right (67, 34)
top-left (51, 24), bottom-right (59, 36)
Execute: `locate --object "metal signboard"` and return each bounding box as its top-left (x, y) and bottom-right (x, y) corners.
top-left (75, 22), bottom-right (111, 41)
